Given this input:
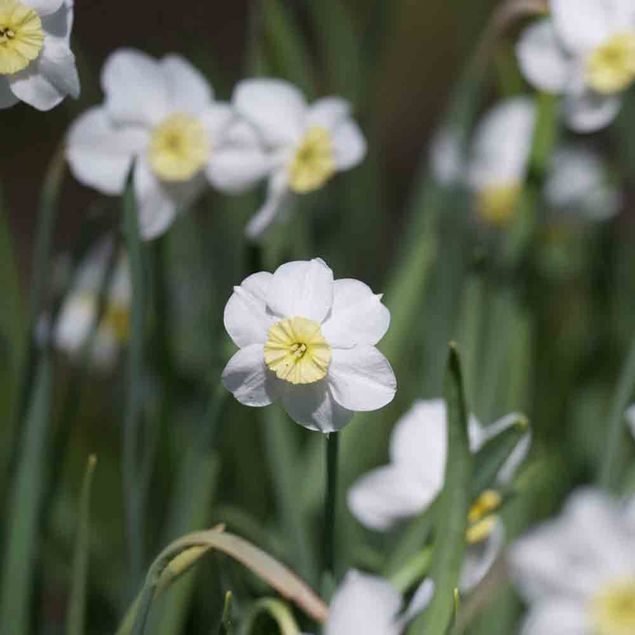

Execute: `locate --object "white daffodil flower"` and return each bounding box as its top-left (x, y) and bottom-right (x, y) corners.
top-left (509, 488), bottom-right (635, 635)
top-left (221, 258), bottom-right (396, 432)
top-left (53, 241), bottom-right (130, 370)
top-left (348, 399), bottom-right (530, 591)
top-left (66, 49), bottom-right (271, 241)
top-left (454, 96), bottom-right (619, 226)
top-left (0, 0), bottom-right (79, 110)
top-left (303, 570), bottom-right (434, 635)
top-left (516, 0), bottom-right (635, 132)
top-left (230, 78), bottom-right (367, 239)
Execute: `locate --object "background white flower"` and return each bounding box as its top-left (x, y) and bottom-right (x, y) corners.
top-left (348, 399), bottom-right (530, 590)
top-left (625, 403), bottom-right (635, 440)
top-left (222, 258), bottom-right (396, 432)
top-left (303, 570), bottom-right (433, 635)
top-left (0, 0), bottom-right (79, 110)
top-left (230, 78), bottom-right (367, 239)
top-left (52, 240), bottom-right (130, 371)
top-left (509, 488), bottom-right (635, 635)
top-left (516, 0), bottom-right (635, 132)
top-left (66, 48), bottom-right (270, 241)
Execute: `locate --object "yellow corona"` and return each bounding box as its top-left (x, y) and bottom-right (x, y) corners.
top-left (288, 127), bottom-right (336, 193)
top-left (0, 0), bottom-right (44, 75)
top-left (587, 32), bottom-right (635, 94)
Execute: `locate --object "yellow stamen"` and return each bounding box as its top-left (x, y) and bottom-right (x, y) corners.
top-left (466, 490), bottom-right (502, 545)
top-left (592, 578), bottom-right (635, 635)
top-left (476, 181), bottom-right (521, 226)
top-left (264, 316), bottom-right (331, 384)
top-left (587, 32), bottom-right (635, 95)
top-left (0, 0), bottom-right (44, 75)
top-left (148, 113), bottom-right (211, 182)
top-left (288, 127), bottom-right (336, 193)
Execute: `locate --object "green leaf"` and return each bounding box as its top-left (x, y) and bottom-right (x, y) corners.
top-left (0, 356), bottom-right (52, 635)
top-left (408, 344), bottom-right (472, 634)
top-left (219, 591), bottom-right (234, 635)
top-left (240, 597), bottom-right (301, 635)
top-left (66, 455), bottom-right (98, 635)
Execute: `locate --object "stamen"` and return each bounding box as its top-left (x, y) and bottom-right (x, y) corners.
top-left (587, 32), bottom-right (635, 94)
top-left (288, 127), bottom-right (336, 194)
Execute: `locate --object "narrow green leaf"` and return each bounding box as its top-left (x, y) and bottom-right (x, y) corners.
top-left (66, 455), bottom-right (98, 635)
top-left (240, 597), bottom-right (301, 635)
top-left (219, 591), bottom-right (234, 635)
top-left (389, 546), bottom-right (433, 595)
top-left (0, 356), bottom-right (52, 635)
top-left (408, 344), bottom-right (472, 634)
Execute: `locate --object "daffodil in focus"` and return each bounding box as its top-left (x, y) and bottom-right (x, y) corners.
top-left (509, 488), bottom-right (635, 635)
top-left (230, 78), bottom-right (367, 238)
top-left (222, 258), bottom-right (395, 432)
top-left (66, 49), bottom-right (271, 241)
top-left (516, 0), bottom-right (635, 132)
top-left (52, 241), bottom-right (130, 371)
top-left (0, 0), bottom-right (79, 110)
top-left (348, 399), bottom-right (530, 590)
top-left (303, 570), bottom-right (434, 635)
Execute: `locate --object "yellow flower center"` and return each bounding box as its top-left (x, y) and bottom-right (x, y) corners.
top-left (102, 301), bottom-right (129, 343)
top-left (476, 181), bottom-right (522, 226)
top-left (264, 316), bottom-right (332, 385)
top-left (0, 0), bottom-right (44, 75)
top-left (466, 489), bottom-right (502, 545)
top-left (288, 127), bottom-right (336, 194)
top-left (587, 32), bottom-right (635, 94)
top-left (592, 579), bottom-right (635, 635)
top-left (148, 113), bottom-right (211, 182)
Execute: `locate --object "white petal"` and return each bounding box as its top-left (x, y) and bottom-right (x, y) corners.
top-left (326, 571), bottom-right (401, 635)
top-left (609, 0), bottom-right (635, 28)
top-left (468, 97), bottom-right (535, 189)
top-left (519, 601), bottom-right (590, 635)
top-left (101, 49), bottom-right (168, 126)
top-left (0, 78), bottom-right (18, 109)
top-left (430, 126), bottom-right (464, 187)
top-left (460, 520), bottom-right (504, 591)
top-left (516, 20), bottom-right (572, 93)
top-left (224, 272), bottom-right (275, 347)
top-left (400, 580), bottom-right (435, 625)
top-left (222, 344), bottom-right (280, 407)
top-left (22, 0), bottom-right (64, 16)
top-left (564, 87), bottom-right (621, 132)
top-left (66, 107), bottom-right (147, 195)
top-left (331, 120), bottom-right (367, 170)
top-left (321, 279), bottom-right (390, 348)
top-left (328, 346), bottom-right (396, 412)
top-left (281, 381), bottom-right (353, 433)
top-left (307, 97), bottom-right (351, 129)
top-left (391, 398), bottom-right (447, 477)
top-left (161, 54), bottom-right (213, 114)
top-left (134, 160), bottom-right (201, 240)
top-left (41, 1), bottom-right (72, 43)
top-left (551, 0), bottom-right (612, 52)
top-left (348, 465), bottom-right (436, 531)
top-left (200, 103), bottom-right (234, 139)
top-left (233, 78), bottom-right (307, 146)
top-left (8, 39), bottom-right (79, 111)
top-left (626, 404), bottom-right (635, 440)
top-left (266, 258), bottom-right (334, 322)
top-left (245, 171), bottom-right (291, 240)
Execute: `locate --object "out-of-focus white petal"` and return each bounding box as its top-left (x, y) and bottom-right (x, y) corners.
top-left (551, 0), bottom-right (611, 52)
top-left (626, 404), bottom-right (635, 440)
top-left (266, 258), bottom-right (334, 322)
top-left (233, 78), bottom-right (307, 146)
top-left (545, 145), bottom-right (620, 221)
top-left (516, 19), bottom-right (572, 93)
top-left (430, 126), bottom-right (464, 186)
top-left (331, 120), bottom-right (367, 170)
top-left (468, 97), bottom-right (536, 189)
top-left (307, 97), bottom-right (351, 129)
top-left (102, 49), bottom-right (168, 126)
top-left (400, 580), bottom-right (435, 626)
top-left (609, 0), bottom-right (635, 28)
top-left (325, 571), bottom-right (402, 635)
top-left (460, 520), bottom-right (504, 591)
top-left (22, 0), bottom-right (64, 16)
top-left (161, 54), bottom-right (213, 114)
top-left (224, 272), bottom-right (275, 347)
top-left (245, 171), bottom-right (291, 239)
top-left (519, 601), bottom-right (589, 635)
top-left (0, 78), bottom-right (19, 109)
top-left (8, 39), bottom-right (79, 111)
top-left (348, 465), bottom-right (437, 531)
top-left (66, 107), bottom-right (148, 195)
top-left (321, 279), bottom-right (390, 348)
top-left (328, 346), bottom-right (396, 412)
top-left (564, 83), bottom-right (621, 132)
top-left (222, 344), bottom-right (281, 407)
top-left (281, 381), bottom-right (353, 433)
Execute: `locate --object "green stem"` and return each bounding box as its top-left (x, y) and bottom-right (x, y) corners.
top-left (323, 432), bottom-right (339, 580)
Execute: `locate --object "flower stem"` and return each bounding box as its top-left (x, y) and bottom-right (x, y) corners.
top-left (324, 432), bottom-right (339, 579)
